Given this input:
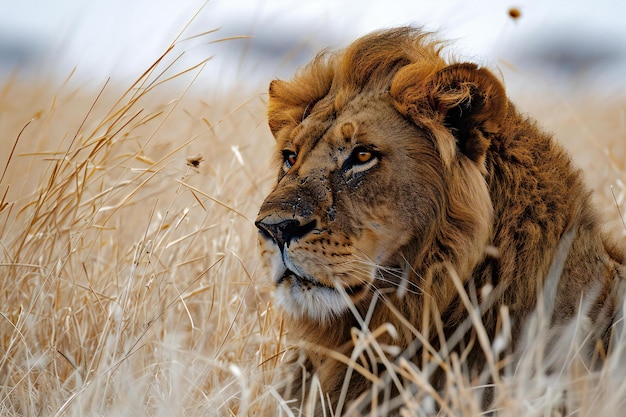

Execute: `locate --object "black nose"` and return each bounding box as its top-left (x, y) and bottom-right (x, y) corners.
top-left (255, 218), bottom-right (317, 248)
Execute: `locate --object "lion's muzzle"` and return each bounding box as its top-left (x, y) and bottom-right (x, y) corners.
top-left (255, 195), bottom-right (369, 321)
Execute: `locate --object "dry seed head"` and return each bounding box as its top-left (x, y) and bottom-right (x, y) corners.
top-left (186, 154), bottom-right (204, 168)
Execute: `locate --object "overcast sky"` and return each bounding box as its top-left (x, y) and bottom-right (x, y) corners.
top-left (1, 0), bottom-right (625, 92)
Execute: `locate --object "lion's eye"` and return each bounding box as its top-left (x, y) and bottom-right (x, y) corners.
top-left (282, 150), bottom-right (297, 169)
top-left (345, 146), bottom-right (379, 176)
top-left (355, 150), bottom-right (373, 164)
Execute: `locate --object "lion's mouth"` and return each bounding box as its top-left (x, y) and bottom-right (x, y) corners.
top-left (277, 268), bottom-right (327, 287)
top-left (278, 268), bottom-right (365, 296)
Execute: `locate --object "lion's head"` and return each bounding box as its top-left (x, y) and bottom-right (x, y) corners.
top-left (256, 27), bottom-right (506, 323)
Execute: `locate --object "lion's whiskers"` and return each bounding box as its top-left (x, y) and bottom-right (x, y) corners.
top-left (345, 256), bottom-right (425, 297)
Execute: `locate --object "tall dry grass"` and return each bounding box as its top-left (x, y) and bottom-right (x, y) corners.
top-left (0, 32), bottom-right (287, 416)
top-left (1, 27), bottom-right (625, 417)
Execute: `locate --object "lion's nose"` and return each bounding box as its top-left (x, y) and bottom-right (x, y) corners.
top-left (255, 217), bottom-right (317, 249)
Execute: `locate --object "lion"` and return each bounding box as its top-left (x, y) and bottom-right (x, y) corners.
top-left (255, 27), bottom-right (625, 414)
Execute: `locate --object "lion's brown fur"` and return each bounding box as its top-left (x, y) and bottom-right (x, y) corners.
top-left (257, 27), bottom-right (625, 414)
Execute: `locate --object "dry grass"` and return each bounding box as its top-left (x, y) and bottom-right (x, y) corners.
top-left (0, 35), bottom-right (285, 416)
top-left (1, 28), bottom-right (625, 417)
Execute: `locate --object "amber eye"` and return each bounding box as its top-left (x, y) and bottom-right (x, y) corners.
top-left (282, 150), bottom-right (297, 168)
top-left (355, 150), bottom-right (373, 164)
top-left (344, 146), bottom-right (379, 176)
top-left (352, 146), bottom-right (378, 165)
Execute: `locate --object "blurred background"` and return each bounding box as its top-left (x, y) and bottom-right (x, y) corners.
top-left (1, 0), bottom-right (625, 95)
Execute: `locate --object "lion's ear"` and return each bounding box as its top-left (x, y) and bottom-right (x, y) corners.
top-left (429, 63), bottom-right (507, 162)
top-left (393, 63), bottom-right (508, 166)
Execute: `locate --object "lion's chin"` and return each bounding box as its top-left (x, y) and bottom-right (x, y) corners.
top-left (275, 270), bottom-right (360, 322)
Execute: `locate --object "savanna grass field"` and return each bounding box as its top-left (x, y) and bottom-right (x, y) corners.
top-left (1, 10), bottom-right (626, 417)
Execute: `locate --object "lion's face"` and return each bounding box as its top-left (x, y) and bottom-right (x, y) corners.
top-left (256, 93), bottom-right (445, 321)
top-left (256, 30), bottom-right (506, 323)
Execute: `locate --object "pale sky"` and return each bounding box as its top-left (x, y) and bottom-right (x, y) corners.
top-left (1, 0), bottom-right (625, 92)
